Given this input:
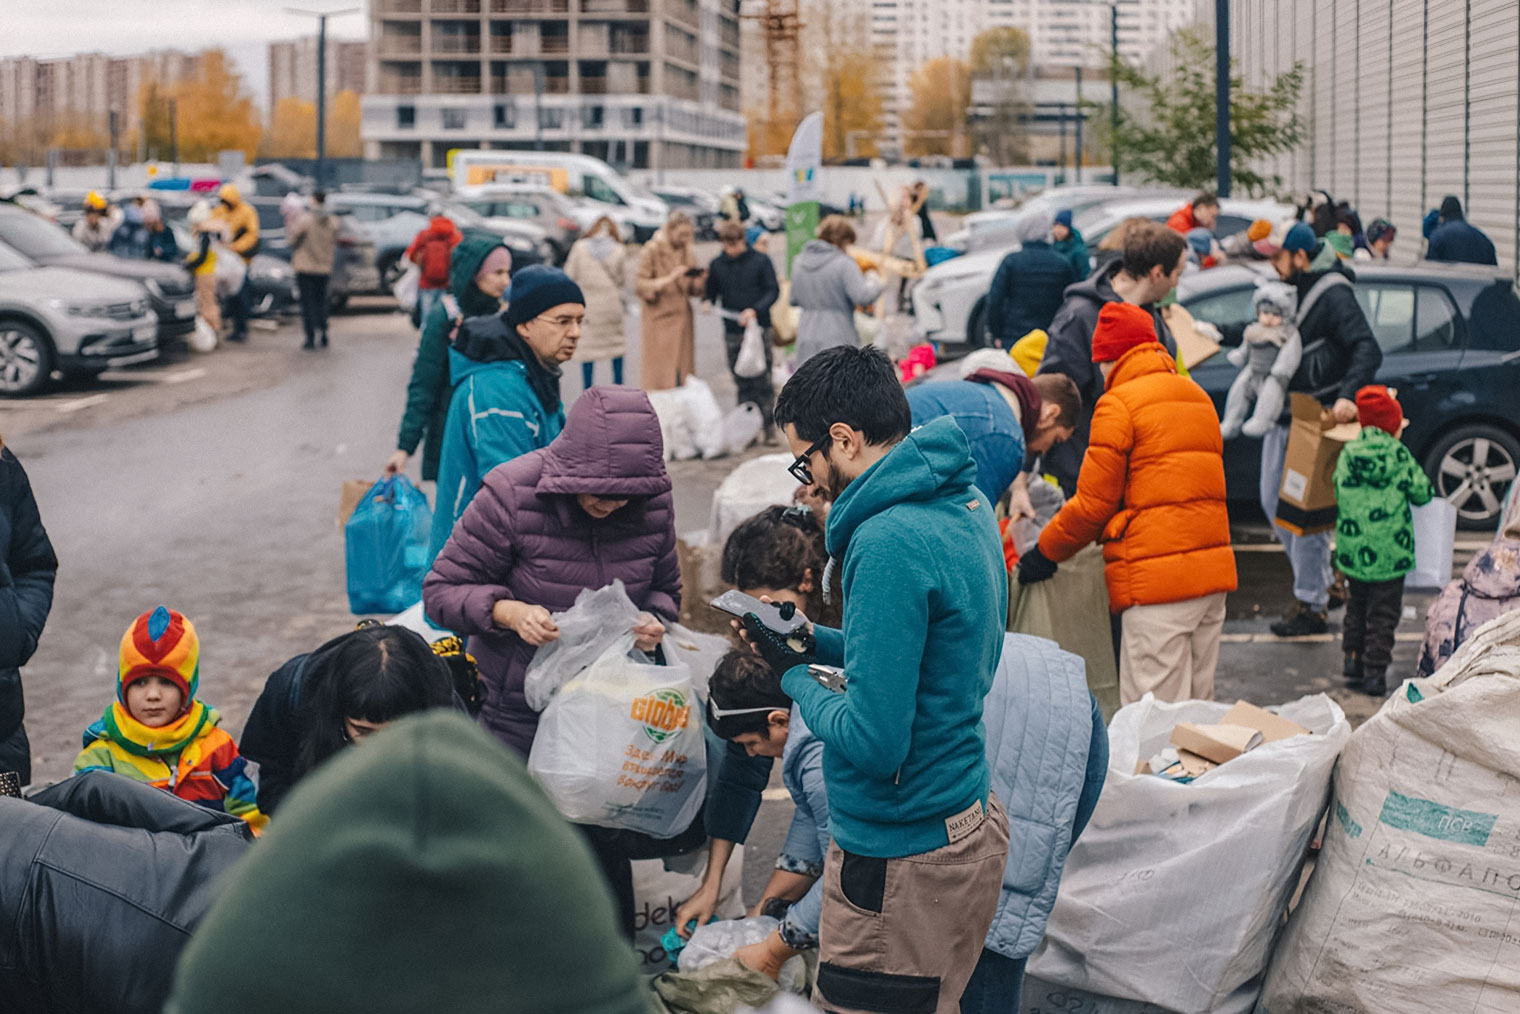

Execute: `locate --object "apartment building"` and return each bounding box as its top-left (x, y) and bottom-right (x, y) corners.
top-left (362, 0), bottom-right (746, 171)
top-left (0, 49), bottom-right (201, 148)
top-left (269, 37), bottom-right (369, 111)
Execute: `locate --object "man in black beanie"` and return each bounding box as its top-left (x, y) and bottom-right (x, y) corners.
top-left (428, 264), bottom-right (586, 562)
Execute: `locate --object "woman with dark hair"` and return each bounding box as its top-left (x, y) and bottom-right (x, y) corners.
top-left (239, 624), bottom-right (457, 817)
top-left (720, 504), bottom-right (839, 627)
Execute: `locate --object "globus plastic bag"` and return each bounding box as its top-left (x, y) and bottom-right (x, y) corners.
top-left (344, 476), bottom-right (433, 615)
top-left (528, 634), bottom-right (707, 838)
top-left (1028, 693), bottom-right (1350, 1014)
top-left (392, 262), bottom-right (421, 312)
top-left (523, 581), bottom-right (643, 712)
top-left (734, 321), bottom-right (768, 378)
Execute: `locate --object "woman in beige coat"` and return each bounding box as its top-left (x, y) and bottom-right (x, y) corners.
top-left (635, 212), bottom-right (705, 391)
top-left (564, 216), bottom-right (628, 387)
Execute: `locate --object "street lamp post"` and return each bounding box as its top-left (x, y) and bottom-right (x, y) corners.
top-left (1111, 2), bottom-right (1120, 185)
top-left (1074, 65), bottom-right (1083, 184)
top-left (1215, 0), bottom-right (1230, 197)
top-left (286, 6), bottom-right (361, 190)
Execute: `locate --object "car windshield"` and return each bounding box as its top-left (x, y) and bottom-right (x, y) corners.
top-left (444, 203), bottom-right (487, 228)
top-left (0, 212), bottom-right (86, 258)
top-left (0, 243), bottom-right (33, 272)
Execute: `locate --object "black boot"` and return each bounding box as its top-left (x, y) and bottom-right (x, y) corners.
top-left (1342, 653), bottom-right (1363, 683)
top-left (1356, 668), bottom-right (1388, 698)
top-left (1271, 601), bottom-right (1328, 637)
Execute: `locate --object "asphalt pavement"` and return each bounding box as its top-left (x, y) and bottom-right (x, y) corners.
top-left (0, 255), bottom-right (1485, 905)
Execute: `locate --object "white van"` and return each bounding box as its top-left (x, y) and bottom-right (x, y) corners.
top-left (450, 150), bottom-right (667, 241)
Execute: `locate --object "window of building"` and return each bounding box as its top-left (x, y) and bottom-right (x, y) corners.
top-left (442, 107), bottom-right (467, 130)
top-left (494, 101), bottom-right (516, 128)
top-left (582, 104), bottom-right (604, 128)
top-left (538, 106), bottom-right (564, 130)
top-left (396, 104), bottom-right (416, 128)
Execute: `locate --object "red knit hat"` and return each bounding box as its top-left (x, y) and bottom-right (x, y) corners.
top-left (1091, 302), bottom-right (1158, 364)
top-left (1356, 385), bottom-right (1403, 435)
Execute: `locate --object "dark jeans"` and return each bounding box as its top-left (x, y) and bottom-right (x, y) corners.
top-left (0, 722), bottom-right (30, 786)
top-left (228, 271), bottom-right (252, 339)
top-left (296, 272), bottom-right (331, 344)
top-left (722, 324), bottom-right (775, 430)
top-left (581, 357), bottom-right (624, 389)
top-left (960, 948), bottom-right (1026, 1013)
top-left (1344, 577), bottom-right (1404, 675)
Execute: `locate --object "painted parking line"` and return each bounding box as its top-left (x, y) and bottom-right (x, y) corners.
top-left (54, 394), bottom-right (110, 414)
top-left (761, 787), bottom-right (791, 802)
top-left (160, 368), bottom-right (208, 385)
top-left (1219, 631), bottom-right (1424, 644)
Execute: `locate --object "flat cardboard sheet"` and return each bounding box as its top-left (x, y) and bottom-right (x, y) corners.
top-left (1171, 722), bottom-right (1265, 765)
top-left (1161, 303), bottom-right (1221, 370)
top-left (1221, 700), bottom-right (1312, 743)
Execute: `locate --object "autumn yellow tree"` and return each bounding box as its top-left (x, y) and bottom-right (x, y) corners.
top-left (137, 49), bottom-right (261, 161)
top-left (263, 98), bottom-right (317, 158)
top-left (902, 58), bottom-right (971, 157)
top-left (803, 0), bottom-right (882, 161)
top-left (327, 90), bottom-right (363, 158)
top-left (970, 26), bottom-right (1031, 164)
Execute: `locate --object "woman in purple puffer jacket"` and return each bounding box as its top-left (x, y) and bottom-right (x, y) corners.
top-left (423, 385), bottom-right (680, 756)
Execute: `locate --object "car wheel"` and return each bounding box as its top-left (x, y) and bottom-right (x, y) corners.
top-left (966, 300), bottom-right (992, 350)
top-left (0, 321), bottom-right (53, 396)
top-left (1424, 423), bottom-right (1520, 530)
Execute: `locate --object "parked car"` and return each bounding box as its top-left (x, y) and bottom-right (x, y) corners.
top-left (913, 193), bottom-right (1292, 348)
top-left (245, 196), bottom-right (380, 311)
top-left (449, 149), bottom-right (668, 241)
top-left (0, 241), bottom-right (157, 395)
top-left (941, 186), bottom-right (1177, 253)
top-left (744, 194), bottom-right (786, 232)
top-left (1181, 261), bottom-right (1520, 529)
top-left (651, 187), bottom-right (721, 240)
top-left (0, 205), bottom-right (197, 351)
top-left (452, 186), bottom-right (583, 264)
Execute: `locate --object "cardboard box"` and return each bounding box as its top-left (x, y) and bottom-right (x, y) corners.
top-left (1161, 303), bottom-right (1222, 370)
top-left (1221, 700), bottom-right (1312, 743)
top-left (338, 479), bottom-right (375, 528)
top-left (1274, 393), bottom-right (1360, 536)
top-left (1170, 722), bottom-right (1265, 764)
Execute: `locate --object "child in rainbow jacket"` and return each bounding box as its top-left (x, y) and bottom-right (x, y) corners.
top-left (74, 606), bottom-right (265, 832)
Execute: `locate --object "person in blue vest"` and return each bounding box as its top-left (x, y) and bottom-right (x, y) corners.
top-left (705, 635), bottom-right (1107, 1013)
top-left (428, 265), bottom-right (584, 562)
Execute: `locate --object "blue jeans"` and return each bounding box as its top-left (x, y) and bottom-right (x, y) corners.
top-left (1260, 422), bottom-right (1333, 609)
top-left (960, 949), bottom-right (1025, 1013)
top-left (581, 357), bottom-right (624, 389)
top-left (417, 287), bottom-right (444, 329)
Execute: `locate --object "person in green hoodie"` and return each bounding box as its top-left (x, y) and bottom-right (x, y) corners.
top-left (166, 710), bottom-right (648, 1014)
top-left (739, 345), bottom-right (1011, 1014)
top-left (1334, 385), bottom-right (1434, 697)
top-left (385, 234), bottom-right (513, 483)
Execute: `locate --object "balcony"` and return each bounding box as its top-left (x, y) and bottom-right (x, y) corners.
top-left (488, 32), bottom-right (514, 54)
top-left (377, 72), bottom-right (423, 94)
top-left (664, 0), bottom-right (698, 30)
top-left (609, 29), bottom-right (650, 54)
top-left (433, 36), bottom-right (482, 54)
top-left (433, 71), bottom-right (484, 94)
top-left (544, 75), bottom-right (570, 95)
top-left (491, 0), bottom-right (569, 12)
top-left (580, 76), bottom-right (608, 95)
top-left (541, 35), bottom-right (570, 55)
top-left (580, 0), bottom-right (648, 11)
top-left (380, 33), bottom-right (424, 55)
top-left (376, 0), bottom-right (422, 12)
top-left (431, 0), bottom-right (481, 12)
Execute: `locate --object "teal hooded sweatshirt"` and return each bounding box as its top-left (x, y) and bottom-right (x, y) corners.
top-left (780, 415), bottom-right (1009, 858)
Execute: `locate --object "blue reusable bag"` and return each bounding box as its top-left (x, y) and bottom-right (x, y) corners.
top-left (345, 476), bottom-right (433, 614)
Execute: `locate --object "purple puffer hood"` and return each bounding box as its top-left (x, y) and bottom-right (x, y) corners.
top-left (537, 387), bottom-right (672, 499)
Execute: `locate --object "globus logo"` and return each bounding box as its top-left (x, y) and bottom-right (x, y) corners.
top-left (630, 689), bottom-right (691, 744)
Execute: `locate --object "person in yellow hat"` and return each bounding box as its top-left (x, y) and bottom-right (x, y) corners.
top-left (72, 191), bottom-right (119, 252)
top-left (209, 184), bottom-right (260, 343)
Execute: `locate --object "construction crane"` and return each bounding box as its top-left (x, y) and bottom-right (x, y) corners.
top-left (741, 0), bottom-right (803, 155)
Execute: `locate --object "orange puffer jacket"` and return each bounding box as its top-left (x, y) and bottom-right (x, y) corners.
top-left (1038, 342), bottom-right (1237, 612)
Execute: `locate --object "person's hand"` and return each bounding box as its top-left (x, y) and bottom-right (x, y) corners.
top-left (794, 484), bottom-right (831, 523)
top-left (731, 594), bottom-right (812, 659)
top-left (493, 601), bottom-right (560, 646)
top-left (1017, 545), bottom-right (1059, 586)
top-left (742, 612), bottom-right (817, 676)
top-left (739, 308), bottom-right (757, 326)
top-left (1006, 476), bottom-right (1036, 522)
top-left (1331, 398), bottom-right (1359, 424)
top-left (633, 612), bottom-right (666, 653)
top-left (664, 269), bottom-right (688, 289)
top-left (734, 931), bottom-right (798, 982)
top-left (383, 450), bottom-right (409, 476)
top-left (672, 884), bottom-right (720, 940)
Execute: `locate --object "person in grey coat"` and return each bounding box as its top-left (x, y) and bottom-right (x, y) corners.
top-left (788, 214), bottom-right (884, 365)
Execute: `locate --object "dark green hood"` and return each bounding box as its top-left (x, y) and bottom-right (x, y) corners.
top-left (167, 711), bottom-right (648, 1014)
top-left (450, 233), bottom-right (510, 317)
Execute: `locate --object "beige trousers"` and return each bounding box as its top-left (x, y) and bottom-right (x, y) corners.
top-left (1119, 592), bottom-right (1228, 705)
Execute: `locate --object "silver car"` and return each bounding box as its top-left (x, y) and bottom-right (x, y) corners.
top-left (0, 241), bottom-right (157, 395)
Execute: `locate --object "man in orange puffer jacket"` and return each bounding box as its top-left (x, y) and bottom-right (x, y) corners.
top-left (1018, 302), bottom-right (1237, 705)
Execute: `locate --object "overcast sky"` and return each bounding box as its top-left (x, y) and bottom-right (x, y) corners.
top-left (3, 1), bottom-right (369, 112)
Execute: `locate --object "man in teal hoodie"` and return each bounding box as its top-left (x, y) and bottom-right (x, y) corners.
top-left (744, 344), bottom-right (1011, 1014)
top-left (428, 265), bottom-right (584, 562)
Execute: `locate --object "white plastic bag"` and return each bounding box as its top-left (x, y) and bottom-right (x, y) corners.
top-left (392, 261), bottom-right (421, 312)
top-left (661, 622), bottom-right (730, 702)
top-left (680, 916), bottom-right (809, 993)
top-left (705, 453), bottom-right (798, 548)
top-left (722, 403), bottom-right (764, 455)
top-left (631, 844), bottom-right (747, 971)
top-left (523, 581), bottom-right (643, 712)
top-left (648, 387), bottom-right (698, 462)
top-left (386, 600), bottom-right (453, 645)
top-left (1259, 610), bottom-right (1520, 1014)
top-left (682, 376), bottom-right (727, 459)
top-left (1029, 693), bottom-right (1350, 1014)
top-left (734, 320), bottom-right (767, 378)
top-left (1405, 496), bottom-right (1457, 590)
top-left (189, 315), bottom-right (218, 353)
top-left (212, 245), bottom-right (246, 299)
top-left (528, 634), bottom-right (707, 837)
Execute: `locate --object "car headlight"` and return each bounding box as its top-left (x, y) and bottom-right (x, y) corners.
top-left (144, 278), bottom-right (163, 298)
top-left (254, 262), bottom-right (293, 281)
top-left (131, 299), bottom-right (150, 316)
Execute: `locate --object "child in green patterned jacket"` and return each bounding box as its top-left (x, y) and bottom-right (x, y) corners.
top-left (1333, 386), bottom-right (1434, 696)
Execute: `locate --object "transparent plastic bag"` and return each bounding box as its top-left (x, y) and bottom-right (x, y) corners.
top-left (344, 476), bottom-right (433, 615)
top-left (392, 262), bottom-right (421, 312)
top-left (523, 581), bottom-right (643, 712)
top-left (679, 917), bottom-right (809, 994)
top-left (734, 321), bottom-right (767, 378)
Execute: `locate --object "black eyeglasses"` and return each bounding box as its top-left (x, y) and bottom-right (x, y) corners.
top-left (789, 434), bottom-right (832, 485)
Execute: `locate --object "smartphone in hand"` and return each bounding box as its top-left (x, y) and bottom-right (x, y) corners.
top-left (710, 590), bottom-right (808, 634)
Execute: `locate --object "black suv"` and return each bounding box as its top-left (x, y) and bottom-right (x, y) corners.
top-left (0, 205), bottom-right (197, 350)
top-left (1182, 262), bottom-right (1520, 529)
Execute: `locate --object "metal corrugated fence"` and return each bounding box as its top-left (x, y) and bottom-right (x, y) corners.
top-left (1181, 0), bottom-right (1520, 282)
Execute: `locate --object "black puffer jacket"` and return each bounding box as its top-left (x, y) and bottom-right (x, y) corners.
top-left (0, 446), bottom-right (57, 761)
top-left (0, 772), bottom-right (254, 1014)
top-left (1288, 260), bottom-right (1383, 409)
